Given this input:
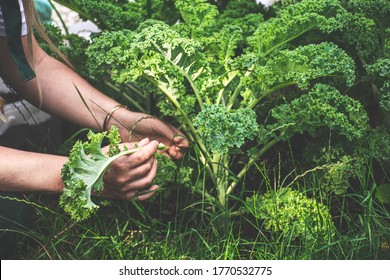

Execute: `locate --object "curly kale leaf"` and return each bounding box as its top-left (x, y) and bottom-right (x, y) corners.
top-left (379, 81), bottom-right (390, 113)
top-left (210, 24), bottom-right (244, 71)
top-left (245, 187), bottom-right (335, 245)
top-left (54, 0), bottom-right (146, 31)
top-left (86, 30), bottom-right (135, 78)
top-left (347, 0), bottom-right (390, 27)
top-left (216, 1), bottom-right (264, 40)
top-left (247, 0), bottom-right (345, 57)
top-left (153, 153), bottom-right (193, 189)
top-left (243, 42), bottom-right (356, 104)
top-left (194, 104), bottom-right (258, 154)
top-left (338, 12), bottom-right (382, 63)
top-left (37, 24), bottom-right (91, 74)
top-left (367, 58), bottom-right (390, 81)
top-left (60, 127), bottom-right (137, 222)
top-left (90, 20), bottom-right (207, 116)
top-left (265, 84), bottom-right (369, 142)
top-left (175, 0), bottom-right (219, 38)
top-left (366, 59), bottom-right (390, 114)
top-left (364, 127), bottom-right (390, 162)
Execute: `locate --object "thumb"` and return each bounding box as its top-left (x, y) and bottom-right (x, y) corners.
top-left (119, 138), bottom-right (150, 150)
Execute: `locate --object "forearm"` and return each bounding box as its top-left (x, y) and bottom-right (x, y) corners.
top-left (0, 146), bottom-right (67, 193)
top-left (0, 35), bottom-right (186, 148)
top-left (32, 53), bottom-right (120, 130)
top-left (0, 36), bottom-right (120, 131)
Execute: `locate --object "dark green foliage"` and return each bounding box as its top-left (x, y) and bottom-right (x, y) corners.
top-left (246, 42), bottom-right (355, 96)
top-left (366, 128), bottom-right (390, 162)
top-left (367, 59), bottom-right (390, 113)
top-left (84, 0), bottom-right (382, 209)
top-left (379, 82), bottom-right (390, 113)
top-left (247, 0), bottom-right (345, 56)
top-left (153, 153), bottom-right (192, 186)
top-left (37, 24), bottom-right (91, 73)
top-left (347, 0), bottom-right (390, 26)
top-left (337, 12), bottom-right (382, 63)
top-left (86, 30), bottom-right (135, 78)
top-left (54, 0), bottom-right (166, 31)
top-left (267, 84), bottom-right (369, 141)
top-left (176, 0), bottom-right (219, 38)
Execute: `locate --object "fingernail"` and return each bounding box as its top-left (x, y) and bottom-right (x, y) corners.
top-left (170, 150), bottom-right (178, 158)
top-left (128, 191), bottom-right (137, 198)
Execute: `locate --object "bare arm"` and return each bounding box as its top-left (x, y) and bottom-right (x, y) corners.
top-left (0, 36), bottom-right (118, 130)
top-left (0, 35), bottom-right (114, 194)
top-left (0, 146), bottom-right (66, 193)
top-left (0, 35), bottom-right (187, 197)
top-left (0, 35), bottom-right (188, 154)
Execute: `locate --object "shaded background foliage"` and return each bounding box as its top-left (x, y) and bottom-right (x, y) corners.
top-left (19, 0), bottom-right (390, 259)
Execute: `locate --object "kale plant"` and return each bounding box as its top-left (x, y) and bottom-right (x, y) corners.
top-left (84, 0), bottom-right (374, 209)
top-left (48, 0), bottom-right (390, 233)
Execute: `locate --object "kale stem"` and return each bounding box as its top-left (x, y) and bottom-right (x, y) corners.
top-left (146, 77), bottom-right (217, 185)
top-left (248, 82), bottom-right (296, 109)
top-left (227, 66), bottom-right (254, 109)
top-left (226, 138), bottom-right (278, 195)
top-left (216, 70), bottom-right (239, 106)
top-left (89, 148), bottom-right (140, 188)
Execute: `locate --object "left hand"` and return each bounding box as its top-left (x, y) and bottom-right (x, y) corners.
top-left (116, 111), bottom-right (189, 160)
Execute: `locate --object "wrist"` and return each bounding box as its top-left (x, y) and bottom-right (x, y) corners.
top-left (103, 104), bottom-right (139, 141)
top-left (102, 104), bottom-right (129, 132)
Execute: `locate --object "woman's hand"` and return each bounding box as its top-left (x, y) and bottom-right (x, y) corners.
top-left (99, 138), bottom-right (159, 201)
top-left (113, 111), bottom-right (190, 160)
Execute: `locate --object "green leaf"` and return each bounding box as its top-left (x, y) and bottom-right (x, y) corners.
top-left (267, 84), bottom-right (369, 142)
top-left (376, 184), bottom-right (390, 204)
top-left (60, 127), bottom-right (138, 222)
top-left (248, 0), bottom-right (344, 56)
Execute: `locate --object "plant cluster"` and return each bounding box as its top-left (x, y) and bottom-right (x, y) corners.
top-left (84, 0), bottom-right (382, 202)
top-left (245, 187), bottom-right (335, 246)
top-left (48, 0), bottom-right (389, 254)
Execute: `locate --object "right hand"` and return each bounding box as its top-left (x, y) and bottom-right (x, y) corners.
top-left (100, 138), bottom-right (159, 201)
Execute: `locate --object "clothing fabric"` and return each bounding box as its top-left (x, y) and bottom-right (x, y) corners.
top-left (0, 0), bottom-right (27, 37)
top-left (0, 0), bottom-right (35, 81)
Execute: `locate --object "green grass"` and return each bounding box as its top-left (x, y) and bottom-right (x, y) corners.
top-left (3, 156), bottom-right (389, 260)
top-left (1, 136), bottom-right (388, 260)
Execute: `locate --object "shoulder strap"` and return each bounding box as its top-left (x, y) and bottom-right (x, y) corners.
top-left (0, 0), bottom-right (35, 81)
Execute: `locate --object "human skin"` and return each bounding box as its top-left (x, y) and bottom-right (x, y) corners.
top-left (0, 34), bottom-right (188, 201)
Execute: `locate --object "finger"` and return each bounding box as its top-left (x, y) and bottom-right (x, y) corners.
top-left (113, 140), bottom-right (158, 170)
top-left (167, 145), bottom-right (181, 159)
top-left (121, 156), bottom-right (156, 185)
top-left (168, 134), bottom-right (190, 159)
top-left (138, 137), bottom-right (151, 147)
top-left (172, 133), bottom-right (189, 148)
top-left (120, 157), bottom-right (158, 190)
top-left (136, 185), bottom-right (159, 201)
